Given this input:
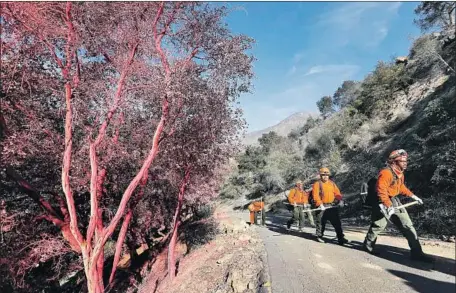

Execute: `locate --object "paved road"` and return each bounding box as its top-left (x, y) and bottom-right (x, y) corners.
top-left (257, 211), bottom-right (456, 293)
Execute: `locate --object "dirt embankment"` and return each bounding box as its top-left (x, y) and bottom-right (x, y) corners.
top-left (138, 206), bottom-right (271, 293)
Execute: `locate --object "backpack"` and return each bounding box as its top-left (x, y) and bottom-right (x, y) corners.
top-left (361, 166), bottom-right (398, 209)
top-left (306, 187), bottom-right (315, 207)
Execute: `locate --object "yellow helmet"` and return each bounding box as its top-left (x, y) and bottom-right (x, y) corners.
top-left (319, 167), bottom-right (330, 175)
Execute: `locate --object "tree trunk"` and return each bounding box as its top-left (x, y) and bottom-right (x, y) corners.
top-left (61, 223), bottom-right (82, 253)
top-left (86, 272), bottom-right (101, 293)
top-left (96, 208), bottom-right (105, 292)
top-left (109, 210), bottom-right (133, 284)
top-left (167, 167), bottom-right (191, 280)
top-left (167, 219), bottom-right (181, 281)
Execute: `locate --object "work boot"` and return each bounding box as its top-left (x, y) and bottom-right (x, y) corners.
top-left (411, 253), bottom-right (434, 263)
top-left (338, 237), bottom-right (350, 246)
top-left (286, 222), bottom-right (291, 230)
top-left (363, 244), bottom-right (381, 256)
top-left (298, 228), bottom-right (303, 232)
top-left (316, 237), bottom-right (325, 243)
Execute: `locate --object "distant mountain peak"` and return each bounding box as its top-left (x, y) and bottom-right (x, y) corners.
top-left (242, 111), bottom-right (315, 145)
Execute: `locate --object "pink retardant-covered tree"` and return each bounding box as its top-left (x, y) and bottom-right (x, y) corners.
top-left (156, 65), bottom-right (246, 279)
top-left (1, 2), bottom-right (254, 292)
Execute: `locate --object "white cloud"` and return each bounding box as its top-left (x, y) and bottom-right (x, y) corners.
top-left (317, 2), bottom-right (381, 29)
top-left (241, 63), bottom-right (360, 132)
top-left (317, 2), bottom-right (401, 28)
top-left (365, 24), bottom-right (389, 48)
top-left (240, 2), bottom-right (404, 133)
top-left (287, 3), bottom-right (401, 79)
top-left (304, 64), bottom-right (360, 77)
top-left (314, 2), bottom-right (402, 48)
top-left (388, 2), bottom-right (402, 12)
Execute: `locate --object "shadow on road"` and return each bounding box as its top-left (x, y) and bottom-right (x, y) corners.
top-left (266, 221), bottom-right (318, 241)
top-left (264, 210), bottom-right (456, 277)
top-left (387, 269), bottom-right (456, 293)
top-left (347, 240), bottom-right (456, 277)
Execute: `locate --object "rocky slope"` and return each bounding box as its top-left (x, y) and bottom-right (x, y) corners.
top-left (138, 206), bottom-right (271, 293)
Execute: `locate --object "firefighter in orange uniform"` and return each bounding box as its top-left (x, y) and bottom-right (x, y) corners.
top-left (363, 149), bottom-right (432, 262)
top-left (248, 200), bottom-right (265, 225)
top-left (312, 167), bottom-right (350, 245)
top-left (286, 180), bottom-right (315, 231)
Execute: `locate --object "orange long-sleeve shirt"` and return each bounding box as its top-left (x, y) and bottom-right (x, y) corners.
top-left (377, 167), bottom-right (413, 207)
top-left (288, 188), bottom-right (309, 205)
top-left (312, 180), bottom-right (342, 206)
top-left (248, 201), bottom-right (264, 212)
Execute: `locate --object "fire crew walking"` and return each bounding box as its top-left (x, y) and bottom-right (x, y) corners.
top-left (312, 168), bottom-right (350, 245)
top-left (363, 149), bottom-right (433, 262)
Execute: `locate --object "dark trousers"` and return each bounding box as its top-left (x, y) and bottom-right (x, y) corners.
top-left (251, 210), bottom-right (265, 225)
top-left (315, 208), bottom-right (344, 240)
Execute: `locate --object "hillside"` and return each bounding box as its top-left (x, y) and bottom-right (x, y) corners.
top-left (241, 111), bottom-right (314, 145)
top-left (1, 2), bottom-right (455, 293)
top-left (221, 25), bottom-right (456, 237)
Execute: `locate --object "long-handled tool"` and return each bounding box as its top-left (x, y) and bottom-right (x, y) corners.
top-left (285, 202), bottom-right (346, 212)
top-left (259, 196), bottom-right (264, 225)
top-left (379, 200), bottom-right (421, 223)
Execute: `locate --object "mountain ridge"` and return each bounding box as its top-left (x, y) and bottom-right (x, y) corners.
top-left (242, 111), bottom-right (316, 145)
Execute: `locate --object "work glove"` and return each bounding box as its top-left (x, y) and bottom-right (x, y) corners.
top-left (411, 195), bottom-right (423, 205)
top-left (319, 204), bottom-right (326, 211)
top-left (379, 204), bottom-right (395, 217)
top-left (387, 206), bottom-right (395, 217)
top-left (293, 202), bottom-right (297, 207)
top-left (384, 205), bottom-right (395, 217)
top-left (338, 200), bottom-right (345, 207)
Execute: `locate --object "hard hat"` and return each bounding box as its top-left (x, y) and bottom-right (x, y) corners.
top-left (296, 180), bottom-right (303, 185)
top-left (319, 167), bottom-right (330, 175)
top-left (388, 149), bottom-right (408, 161)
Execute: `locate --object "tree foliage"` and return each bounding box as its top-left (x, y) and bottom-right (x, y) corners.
top-left (333, 80), bottom-right (361, 110)
top-left (237, 145), bottom-right (267, 173)
top-left (414, 2), bottom-right (456, 31)
top-left (288, 116), bottom-right (320, 140)
top-left (316, 95), bottom-right (335, 118)
top-left (258, 131), bottom-right (286, 154)
top-left (0, 2), bottom-right (254, 292)
top-left (354, 61), bottom-right (409, 117)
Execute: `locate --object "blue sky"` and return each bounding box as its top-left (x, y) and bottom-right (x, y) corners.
top-left (223, 1), bottom-right (422, 132)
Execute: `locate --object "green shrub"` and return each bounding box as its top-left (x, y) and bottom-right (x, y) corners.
top-left (356, 61), bottom-right (410, 117)
top-left (408, 35), bottom-right (447, 79)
